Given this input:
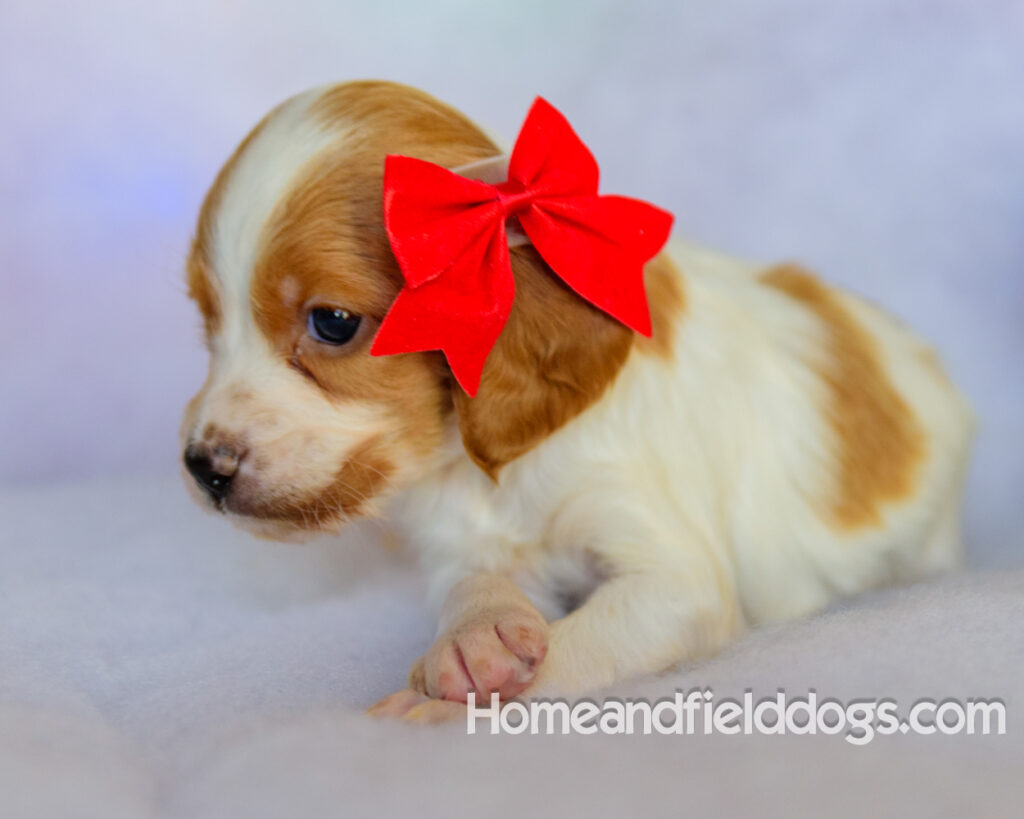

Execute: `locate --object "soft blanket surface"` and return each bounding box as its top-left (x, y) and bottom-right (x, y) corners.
top-left (1, 476), bottom-right (1020, 818)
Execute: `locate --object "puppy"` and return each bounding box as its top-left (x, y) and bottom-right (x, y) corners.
top-left (181, 80), bottom-right (973, 720)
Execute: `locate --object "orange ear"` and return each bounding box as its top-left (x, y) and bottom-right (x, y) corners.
top-left (453, 245), bottom-right (634, 478)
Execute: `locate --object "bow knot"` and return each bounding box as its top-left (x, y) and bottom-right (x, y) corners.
top-left (495, 182), bottom-right (535, 216)
top-left (370, 97), bottom-right (674, 396)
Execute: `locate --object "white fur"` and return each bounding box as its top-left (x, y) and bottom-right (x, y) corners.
top-left (209, 86), bottom-right (341, 341)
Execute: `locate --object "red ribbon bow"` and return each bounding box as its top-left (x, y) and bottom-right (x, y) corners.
top-left (370, 97), bottom-right (674, 396)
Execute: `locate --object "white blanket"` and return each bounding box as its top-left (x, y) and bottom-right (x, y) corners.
top-left (1, 476), bottom-right (1020, 818)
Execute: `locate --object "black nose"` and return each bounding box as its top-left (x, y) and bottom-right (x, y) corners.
top-left (184, 445), bottom-right (235, 503)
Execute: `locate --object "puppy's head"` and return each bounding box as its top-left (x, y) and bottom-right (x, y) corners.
top-left (182, 81), bottom-right (633, 539)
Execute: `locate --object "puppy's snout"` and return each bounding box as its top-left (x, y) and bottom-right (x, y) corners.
top-left (184, 442), bottom-right (242, 505)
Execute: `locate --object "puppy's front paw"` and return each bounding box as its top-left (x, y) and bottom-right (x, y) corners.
top-left (423, 608), bottom-right (548, 703)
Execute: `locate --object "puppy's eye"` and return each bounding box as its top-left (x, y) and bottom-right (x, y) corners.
top-left (308, 307), bottom-right (362, 345)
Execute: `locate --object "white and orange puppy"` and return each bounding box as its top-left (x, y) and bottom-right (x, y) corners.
top-left (181, 81), bottom-right (973, 721)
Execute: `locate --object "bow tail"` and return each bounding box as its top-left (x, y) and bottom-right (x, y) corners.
top-left (371, 223), bottom-right (515, 396)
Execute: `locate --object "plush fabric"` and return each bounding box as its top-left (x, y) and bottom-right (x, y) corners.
top-left (1, 476), bottom-right (1019, 818)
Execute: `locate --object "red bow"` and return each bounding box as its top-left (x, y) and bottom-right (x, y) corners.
top-left (370, 97), bottom-right (673, 396)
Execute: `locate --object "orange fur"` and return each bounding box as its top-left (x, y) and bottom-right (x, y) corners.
top-left (453, 245), bottom-right (634, 478)
top-left (232, 438), bottom-right (396, 524)
top-left (635, 253), bottom-right (685, 360)
top-left (761, 265), bottom-right (926, 529)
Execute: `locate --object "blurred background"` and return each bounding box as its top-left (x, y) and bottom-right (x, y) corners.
top-left (1, 0), bottom-right (1021, 565)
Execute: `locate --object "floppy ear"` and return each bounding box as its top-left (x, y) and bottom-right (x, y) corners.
top-left (453, 245), bottom-right (634, 478)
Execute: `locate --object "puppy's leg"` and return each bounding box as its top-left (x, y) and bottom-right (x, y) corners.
top-left (532, 546), bottom-right (743, 696)
top-left (413, 573), bottom-right (550, 702)
top-left (369, 573), bottom-right (547, 720)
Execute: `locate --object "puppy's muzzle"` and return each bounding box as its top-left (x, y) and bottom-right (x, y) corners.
top-left (184, 442), bottom-right (243, 505)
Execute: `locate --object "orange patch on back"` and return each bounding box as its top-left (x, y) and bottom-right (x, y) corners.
top-left (761, 265), bottom-right (926, 530)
